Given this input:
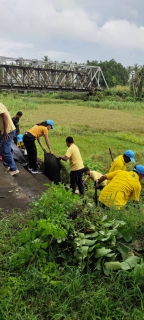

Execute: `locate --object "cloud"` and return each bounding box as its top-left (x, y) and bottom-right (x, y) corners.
top-left (36, 50), bottom-right (70, 61)
top-left (98, 20), bottom-right (144, 50)
top-left (0, 39), bottom-right (33, 57)
top-left (0, 0), bottom-right (144, 65)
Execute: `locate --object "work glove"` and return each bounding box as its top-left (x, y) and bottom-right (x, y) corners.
top-left (94, 180), bottom-right (100, 188)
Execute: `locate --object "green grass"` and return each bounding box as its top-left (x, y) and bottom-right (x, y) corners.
top-left (1, 92), bottom-right (144, 319)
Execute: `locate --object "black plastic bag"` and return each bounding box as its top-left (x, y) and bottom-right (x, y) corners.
top-left (44, 152), bottom-right (61, 184)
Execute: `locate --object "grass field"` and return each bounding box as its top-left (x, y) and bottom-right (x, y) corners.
top-left (1, 92), bottom-right (144, 320)
top-left (1, 92), bottom-right (144, 171)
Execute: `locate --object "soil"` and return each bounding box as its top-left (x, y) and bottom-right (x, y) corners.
top-left (0, 160), bottom-right (51, 215)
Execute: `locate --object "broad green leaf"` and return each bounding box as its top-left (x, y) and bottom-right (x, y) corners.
top-left (105, 261), bottom-right (122, 270)
top-left (114, 221), bottom-right (126, 229)
top-left (85, 231), bottom-right (98, 238)
top-left (117, 244), bottom-right (130, 260)
top-left (105, 252), bottom-right (115, 257)
top-left (81, 246), bottom-right (89, 259)
top-left (74, 251), bottom-right (83, 261)
top-left (102, 221), bottom-right (115, 228)
top-left (88, 245), bottom-right (97, 252)
top-left (78, 233), bottom-right (85, 239)
top-left (95, 247), bottom-right (112, 258)
top-left (121, 255), bottom-right (139, 270)
top-left (95, 258), bottom-right (103, 271)
top-left (101, 215), bottom-right (108, 221)
top-left (74, 238), bottom-right (87, 246)
top-left (120, 227), bottom-right (133, 242)
top-left (85, 239), bottom-right (97, 246)
top-left (134, 263), bottom-right (144, 276)
top-left (111, 235), bottom-right (116, 246)
top-left (99, 231), bottom-right (105, 235)
top-left (41, 241), bottom-right (48, 249)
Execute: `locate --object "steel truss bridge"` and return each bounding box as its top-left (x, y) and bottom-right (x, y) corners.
top-left (0, 56), bottom-right (108, 92)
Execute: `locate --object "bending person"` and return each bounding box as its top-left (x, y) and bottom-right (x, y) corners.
top-left (109, 150), bottom-right (135, 172)
top-left (95, 165), bottom-right (144, 210)
top-left (83, 167), bottom-right (107, 190)
top-left (23, 120), bottom-right (54, 174)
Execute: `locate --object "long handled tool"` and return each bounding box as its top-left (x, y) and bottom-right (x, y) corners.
top-left (94, 186), bottom-right (98, 206)
top-left (94, 181), bottom-right (98, 206)
top-left (109, 148), bottom-right (114, 162)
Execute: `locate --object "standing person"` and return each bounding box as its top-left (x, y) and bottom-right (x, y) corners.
top-left (59, 136), bottom-right (84, 195)
top-left (95, 165), bottom-right (144, 210)
top-left (12, 111), bottom-right (23, 144)
top-left (0, 103), bottom-right (19, 175)
top-left (109, 150), bottom-right (135, 172)
top-left (23, 120), bottom-right (54, 174)
top-left (83, 167), bottom-right (107, 189)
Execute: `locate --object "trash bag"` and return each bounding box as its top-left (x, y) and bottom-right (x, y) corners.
top-left (11, 142), bottom-right (27, 167)
top-left (44, 152), bottom-right (61, 184)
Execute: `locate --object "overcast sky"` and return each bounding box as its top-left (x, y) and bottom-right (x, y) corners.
top-left (1, 0), bottom-right (144, 67)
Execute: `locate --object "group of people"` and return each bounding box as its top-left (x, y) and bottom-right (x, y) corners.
top-left (59, 139), bottom-right (144, 211)
top-left (0, 102), bottom-right (54, 175)
top-left (0, 101), bottom-right (144, 211)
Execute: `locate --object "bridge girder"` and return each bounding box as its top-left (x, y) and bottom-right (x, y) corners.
top-left (0, 56), bottom-right (108, 91)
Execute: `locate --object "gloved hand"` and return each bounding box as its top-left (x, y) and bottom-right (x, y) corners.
top-left (94, 180), bottom-right (99, 188)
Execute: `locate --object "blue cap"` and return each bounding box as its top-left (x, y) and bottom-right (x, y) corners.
top-left (133, 165), bottom-right (144, 175)
top-left (124, 150), bottom-right (135, 162)
top-left (46, 120), bottom-right (54, 129)
top-left (17, 133), bottom-right (23, 142)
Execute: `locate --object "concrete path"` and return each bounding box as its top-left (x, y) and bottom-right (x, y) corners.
top-left (0, 161), bottom-right (51, 214)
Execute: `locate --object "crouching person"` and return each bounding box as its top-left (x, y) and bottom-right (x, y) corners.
top-left (95, 165), bottom-right (144, 210)
top-left (83, 167), bottom-right (107, 190)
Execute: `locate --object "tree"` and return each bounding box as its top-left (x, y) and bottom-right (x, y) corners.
top-left (87, 59), bottom-right (129, 87)
top-left (130, 65), bottom-right (144, 98)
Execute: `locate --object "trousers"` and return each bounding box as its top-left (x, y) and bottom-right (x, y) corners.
top-left (2, 130), bottom-right (17, 171)
top-left (23, 133), bottom-right (37, 170)
top-left (70, 168), bottom-right (84, 195)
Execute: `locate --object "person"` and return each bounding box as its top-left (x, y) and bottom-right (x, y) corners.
top-left (95, 165), bottom-right (144, 210)
top-left (23, 120), bottom-right (54, 174)
top-left (109, 150), bottom-right (135, 172)
top-left (11, 111), bottom-right (23, 144)
top-left (83, 167), bottom-right (107, 189)
top-left (0, 102), bottom-right (19, 175)
top-left (59, 136), bottom-right (84, 195)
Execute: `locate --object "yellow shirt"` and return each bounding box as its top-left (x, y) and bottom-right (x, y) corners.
top-left (109, 155), bottom-right (126, 172)
top-left (66, 144), bottom-right (84, 171)
top-left (84, 171), bottom-right (107, 187)
top-left (99, 170), bottom-right (141, 209)
top-left (28, 125), bottom-right (48, 139)
top-left (0, 103), bottom-right (15, 133)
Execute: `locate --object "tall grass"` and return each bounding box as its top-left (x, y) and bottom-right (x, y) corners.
top-left (78, 99), bottom-right (144, 111)
top-left (0, 92), bottom-right (38, 112)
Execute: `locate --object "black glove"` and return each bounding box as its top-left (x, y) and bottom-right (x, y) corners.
top-left (94, 180), bottom-right (99, 188)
